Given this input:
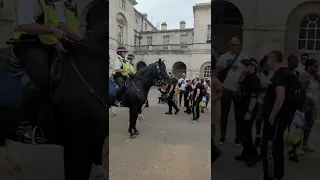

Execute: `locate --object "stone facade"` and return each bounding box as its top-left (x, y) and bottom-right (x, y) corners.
top-left (134, 3), bottom-right (212, 79)
top-left (213, 0), bottom-right (320, 61)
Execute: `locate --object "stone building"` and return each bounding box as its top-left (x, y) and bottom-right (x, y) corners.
top-left (212, 0), bottom-right (320, 60)
top-left (135, 3), bottom-right (212, 79)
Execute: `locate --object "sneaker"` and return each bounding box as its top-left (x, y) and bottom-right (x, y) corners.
top-left (218, 138), bottom-right (225, 145)
top-left (288, 152), bottom-right (299, 163)
top-left (302, 144), bottom-right (315, 152)
top-left (201, 110), bottom-right (204, 113)
top-left (235, 140), bottom-right (241, 147)
top-left (190, 119), bottom-right (198, 124)
top-left (165, 112), bottom-right (172, 115)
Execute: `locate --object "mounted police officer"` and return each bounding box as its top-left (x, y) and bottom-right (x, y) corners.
top-left (59, 0), bottom-right (82, 40)
top-left (112, 46), bottom-right (134, 106)
top-left (14, 0), bottom-right (82, 136)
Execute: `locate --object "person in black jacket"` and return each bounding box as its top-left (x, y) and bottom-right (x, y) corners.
top-left (235, 58), bottom-right (261, 167)
top-left (165, 73), bottom-right (180, 114)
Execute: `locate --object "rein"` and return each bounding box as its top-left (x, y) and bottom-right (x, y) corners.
top-left (70, 59), bottom-right (108, 109)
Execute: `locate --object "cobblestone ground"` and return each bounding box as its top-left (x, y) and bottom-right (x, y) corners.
top-left (212, 103), bottom-right (320, 180)
top-left (109, 87), bottom-right (211, 180)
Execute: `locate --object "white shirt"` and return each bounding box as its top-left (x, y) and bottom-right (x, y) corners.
top-left (114, 55), bottom-right (125, 70)
top-left (296, 63), bottom-right (305, 75)
top-left (217, 51), bottom-right (249, 91)
top-left (16, 0), bottom-right (66, 25)
top-left (293, 110), bottom-right (305, 127)
top-left (178, 78), bottom-right (185, 84)
top-left (180, 83), bottom-right (186, 91)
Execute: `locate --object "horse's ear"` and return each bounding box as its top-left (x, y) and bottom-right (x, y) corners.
top-left (158, 58), bottom-right (161, 64)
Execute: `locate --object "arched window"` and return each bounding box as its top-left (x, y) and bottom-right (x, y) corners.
top-left (204, 66), bottom-right (211, 78)
top-left (298, 13), bottom-right (320, 51)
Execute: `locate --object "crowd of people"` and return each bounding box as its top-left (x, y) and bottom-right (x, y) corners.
top-left (158, 73), bottom-right (211, 123)
top-left (212, 37), bottom-right (319, 180)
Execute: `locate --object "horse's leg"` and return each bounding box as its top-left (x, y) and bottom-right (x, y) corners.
top-left (130, 106), bottom-right (139, 136)
top-left (64, 134), bottom-right (92, 180)
top-left (4, 139), bottom-right (23, 172)
top-left (91, 136), bottom-right (107, 179)
top-left (137, 105), bottom-right (144, 122)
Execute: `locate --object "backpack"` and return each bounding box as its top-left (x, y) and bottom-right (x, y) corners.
top-left (285, 70), bottom-right (305, 111)
top-left (200, 84), bottom-right (207, 96)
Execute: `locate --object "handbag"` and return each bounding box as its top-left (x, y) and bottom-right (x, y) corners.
top-left (217, 53), bottom-right (240, 83)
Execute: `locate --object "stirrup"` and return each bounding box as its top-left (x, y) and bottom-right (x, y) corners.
top-left (31, 125), bottom-right (46, 144)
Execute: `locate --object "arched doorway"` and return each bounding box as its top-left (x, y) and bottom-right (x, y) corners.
top-left (285, 1), bottom-right (320, 58)
top-left (86, 0), bottom-right (108, 32)
top-left (200, 62), bottom-right (211, 79)
top-left (172, 62), bottom-right (187, 77)
top-left (136, 61), bottom-right (147, 71)
top-left (212, 0), bottom-right (243, 54)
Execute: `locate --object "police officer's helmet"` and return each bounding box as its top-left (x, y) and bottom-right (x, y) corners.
top-left (127, 54), bottom-right (135, 60)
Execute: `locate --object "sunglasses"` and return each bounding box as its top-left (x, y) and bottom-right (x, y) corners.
top-left (230, 44), bottom-right (240, 47)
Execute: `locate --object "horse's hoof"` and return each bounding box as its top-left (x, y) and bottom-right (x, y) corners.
top-left (130, 134), bottom-right (136, 139)
top-left (134, 131), bottom-right (139, 135)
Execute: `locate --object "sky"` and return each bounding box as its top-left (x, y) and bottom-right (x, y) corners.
top-left (135, 0), bottom-right (210, 29)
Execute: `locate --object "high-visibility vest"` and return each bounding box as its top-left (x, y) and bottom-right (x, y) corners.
top-left (62, 2), bottom-right (80, 32)
top-left (13, 0), bottom-right (59, 45)
top-left (128, 62), bottom-right (135, 72)
top-left (112, 57), bottom-right (129, 76)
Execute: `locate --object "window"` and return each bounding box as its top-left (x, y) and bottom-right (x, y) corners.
top-left (163, 35), bottom-right (169, 44)
top-left (147, 36), bottom-right (152, 45)
top-left (119, 0), bottom-right (125, 10)
top-left (134, 35), bottom-right (138, 46)
top-left (204, 66), bottom-right (211, 78)
top-left (180, 34), bottom-right (187, 44)
top-left (117, 25), bottom-right (123, 42)
top-left (145, 23), bottom-right (148, 31)
top-left (298, 13), bottom-right (320, 51)
top-left (207, 25), bottom-right (211, 41)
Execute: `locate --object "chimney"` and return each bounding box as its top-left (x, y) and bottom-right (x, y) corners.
top-left (161, 22), bottom-right (167, 30)
top-left (180, 21), bottom-right (185, 29)
top-left (142, 13), bottom-right (147, 19)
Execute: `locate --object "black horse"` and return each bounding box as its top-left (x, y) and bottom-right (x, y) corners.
top-left (0, 24), bottom-right (109, 179)
top-left (109, 60), bottom-right (170, 138)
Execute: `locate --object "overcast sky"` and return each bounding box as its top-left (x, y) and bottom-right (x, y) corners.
top-left (135, 0), bottom-right (210, 29)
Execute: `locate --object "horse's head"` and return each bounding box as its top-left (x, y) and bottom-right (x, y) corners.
top-left (153, 58), bottom-right (170, 83)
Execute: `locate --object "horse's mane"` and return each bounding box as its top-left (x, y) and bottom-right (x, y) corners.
top-left (137, 63), bottom-right (156, 76)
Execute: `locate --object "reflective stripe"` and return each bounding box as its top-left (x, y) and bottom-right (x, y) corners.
top-left (13, 0), bottom-right (58, 45)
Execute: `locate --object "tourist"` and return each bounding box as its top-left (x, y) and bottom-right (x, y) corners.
top-left (255, 55), bottom-right (273, 147)
top-left (216, 36), bottom-right (249, 146)
top-left (184, 80), bottom-right (192, 114)
top-left (178, 73), bottom-right (186, 106)
top-left (261, 51), bottom-right (291, 180)
top-left (235, 58), bottom-right (260, 167)
top-left (191, 77), bottom-right (203, 123)
top-left (299, 58), bottom-right (320, 153)
top-left (165, 73), bottom-right (180, 115)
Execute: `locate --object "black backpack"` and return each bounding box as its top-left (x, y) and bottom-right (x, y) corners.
top-left (200, 84), bottom-right (207, 96)
top-left (285, 70), bottom-right (305, 111)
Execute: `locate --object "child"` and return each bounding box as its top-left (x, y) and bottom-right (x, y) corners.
top-left (158, 88), bottom-right (162, 103)
top-left (287, 101), bottom-right (308, 162)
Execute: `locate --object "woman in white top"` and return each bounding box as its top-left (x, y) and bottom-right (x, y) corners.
top-left (299, 58), bottom-right (320, 152)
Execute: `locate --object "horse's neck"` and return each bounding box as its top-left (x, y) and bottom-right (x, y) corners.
top-left (134, 71), bottom-right (154, 94)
